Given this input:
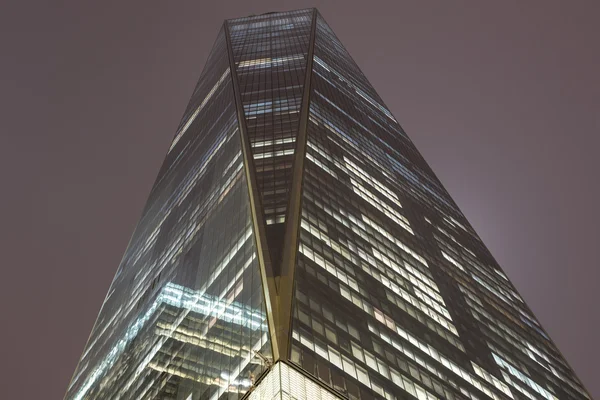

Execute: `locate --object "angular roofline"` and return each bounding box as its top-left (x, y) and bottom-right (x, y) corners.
top-left (226, 7), bottom-right (317, 23)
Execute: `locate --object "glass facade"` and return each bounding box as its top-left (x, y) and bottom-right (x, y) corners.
top-left (64, 25), bottom-right (271, 400)
top-left (228, 10), bottom-right (313, 270)
top-left (65, 8), bottom-right (592, 400)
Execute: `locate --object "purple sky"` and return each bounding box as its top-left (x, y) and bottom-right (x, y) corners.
top-left (1, 1), bottom-right (598, 398)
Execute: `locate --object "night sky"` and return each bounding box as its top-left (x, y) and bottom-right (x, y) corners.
top-left (1, 1), bottom-right (598, 398)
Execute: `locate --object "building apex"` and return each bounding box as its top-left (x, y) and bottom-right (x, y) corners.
top-left (226, 7), bottom-right (317, 23)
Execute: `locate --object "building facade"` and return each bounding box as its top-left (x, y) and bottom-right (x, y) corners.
top-left (65, 8), bottom-right (592, 400)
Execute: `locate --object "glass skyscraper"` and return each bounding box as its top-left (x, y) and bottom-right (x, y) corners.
top-left (65, 8), bottom-right (592, 400)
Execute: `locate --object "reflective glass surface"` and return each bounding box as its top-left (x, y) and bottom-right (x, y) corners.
top-left (65, 25), bottom-right (271, 400)
top-left (228, 10), bottom-right (312, 268)
top-left (289, 10), bottom-right (591, 400)
top-left (246, 361), bottom-right (345, 400)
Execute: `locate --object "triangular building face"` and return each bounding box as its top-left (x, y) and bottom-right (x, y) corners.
top-left (65, 25), bottom-right (273, 400)
top-left (228, 10), bottom-right (313, 276)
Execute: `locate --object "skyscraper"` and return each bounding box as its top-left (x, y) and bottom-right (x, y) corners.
top-left (64, 8), bottom-right (592, 400)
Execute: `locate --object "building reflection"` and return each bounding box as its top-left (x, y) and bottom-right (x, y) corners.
top-left (74, 282), bottom-right (269, 400)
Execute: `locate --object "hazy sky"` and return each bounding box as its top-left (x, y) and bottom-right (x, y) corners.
top-left (0, 1), bottom-right (598, 398)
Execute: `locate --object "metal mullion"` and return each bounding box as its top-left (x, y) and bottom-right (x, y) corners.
top-left (224, 19), bottom-right (281, 362)
top-left (276, 8), bottom-right (319, 361)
